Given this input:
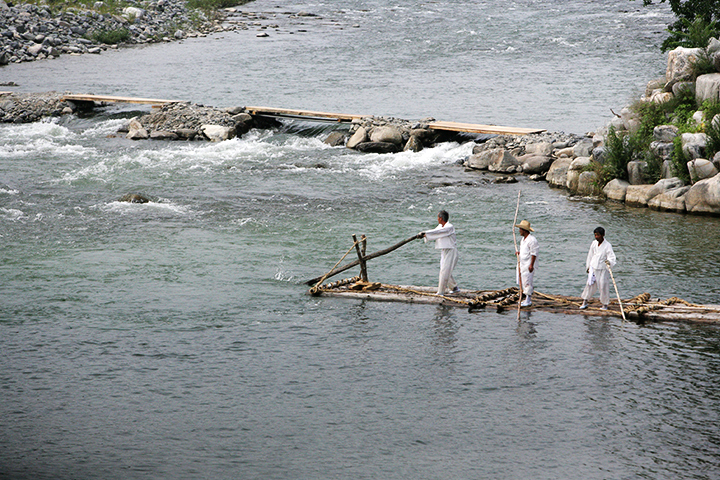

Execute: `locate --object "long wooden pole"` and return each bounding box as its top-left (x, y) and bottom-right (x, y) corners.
top-left (607, 263), bottom-right (627, 323)
top-left (512, 190), bottom-right (523, 320)
top-left (305, 233), bottom-right (422, 285)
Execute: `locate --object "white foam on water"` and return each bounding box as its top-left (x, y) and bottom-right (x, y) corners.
top-left (78, 118), bottom-right (130, 137)
top-left (0, 120), bottom-right (93, 160)
top-left (101, 199), bottom-right (192, 216)
top-left (0, 187), bottom-right (20, 195)
top-left (343, 141), bottom-right (474, 180)
top-left (1, 207), bottom-right (26, 221)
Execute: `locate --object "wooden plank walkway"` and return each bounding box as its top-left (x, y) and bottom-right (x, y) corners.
top-left (61, 94), bottom-right (178, 105)
top-left (57, 95), bottom-right (545, 135)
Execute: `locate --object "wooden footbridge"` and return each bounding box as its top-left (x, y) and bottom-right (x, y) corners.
top-left (60, 94), bottom-right (546, 136)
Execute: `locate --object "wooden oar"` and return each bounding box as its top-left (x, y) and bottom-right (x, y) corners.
top-left (512, 190), bottom-right (523, 320)
top-left (606, 262), bottom-right (627, 323)
top-left (305, 233), bottom-right (422, 285)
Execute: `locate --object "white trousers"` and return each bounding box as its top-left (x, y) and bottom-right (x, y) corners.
top-left (581, 268), bottom-right (610, 305)
top-left (517, 266), bottom-right (534, 296)
top-left (437, 248), bottom-right (458, 294)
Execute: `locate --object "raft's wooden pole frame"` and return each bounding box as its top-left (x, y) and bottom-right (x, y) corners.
top-left (352, 234), bottom-right (368, 282)
top-left (305, 234), bottom-right (422, 285)
top-left (512, 190), bottom-right (523, 321)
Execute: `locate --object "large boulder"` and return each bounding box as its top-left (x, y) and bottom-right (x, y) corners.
top-left (648, 186), bottom-right (690, 212)
top-left (546, 157), bottom-right (572, 188)
top-left (370, 125), bottom-right (403, 145)
top-left (672, 81), bottom-right (695, 97)
top-left (714, 151), bottom-right (720, 171)
top-left (684, 173), bottom-right (720, 215)
top-left (525, 142), bottom-right (553, 156)
top-left (653, 125), bottom-right (679, 142)
top-left (346, 126), bottom-right (368, 149)
top-left (687, 158), bottom-right (719, 182)
top-left (404, 135), bottom-right (422, 152)
top-left (625, 185), bottom-right (655, 207)
top-left (519, 154), bottom-right (552, 175)
top-left (323, 131), bottom-right (347, 147)
top-left (627, 160), bottom-right (647, 185)
top-left (466, 147), bottom-right (504, 170)
top-left (650, 141), bottom-right (674, 162)
top-left (666, 46), bottom-right (704, 85)
top-left (576, 171), bottom-right (598, 195)
top-left (696, 73), bottom-right (720, 104)
top-left (603, 179), bottom-right (630, 202)
top-left (126, 118), bottom-right (148, 140)
top-left (201, 124), bottom-right (235, 142)
top-left (488, 150), bottom-right (521, 173)
top-left (681, 132), bottom-right (707, 160)
top-left (354, 141), bottom-right (401, 153)
top-left (646, 177), bottom-right (685, 200)
top-left (566, 156), bottom-right (591, 192)
top-left (572, 139), bottom-right (593, 157)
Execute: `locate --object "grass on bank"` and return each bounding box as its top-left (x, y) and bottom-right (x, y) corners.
top-left (21, 0), bottom-right (254, 17)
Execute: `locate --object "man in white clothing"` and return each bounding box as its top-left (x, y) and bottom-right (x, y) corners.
top-left (419, 210), bottom-right (459, 295)
top-left (515, 220), bottom-right (538, 307)
top-left (580, 226), bottom-right (617, 310)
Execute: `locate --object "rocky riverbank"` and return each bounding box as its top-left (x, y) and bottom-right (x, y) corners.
top-left (0, 0), bottom-right (234, 64)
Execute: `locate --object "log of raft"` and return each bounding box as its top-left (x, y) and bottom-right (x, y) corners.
top-left (308, 283), bottom-right (720, 324)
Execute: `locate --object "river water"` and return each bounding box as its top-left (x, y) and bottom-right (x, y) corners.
top-left (2, 1), bottom-right (720, 479)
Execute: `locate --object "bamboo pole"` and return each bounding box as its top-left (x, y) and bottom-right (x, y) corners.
top-left (305, 233), bottom-right (422, 285)
top-left (512, 190), bottom-right (523, 321)
top-left (352, 234), bottom-right (368, 282)
top-left (606, 262), bottom-right (627, 323)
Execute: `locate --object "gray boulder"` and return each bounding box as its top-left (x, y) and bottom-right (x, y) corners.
top-left (126, 118), bottom-right (148, 140)
top-left (355, 142), bottom-right (401, 154)
top-left (687, 158), bottom-right (719, 182)
top-left (346, 127), bottom-right (368, 149)
top-left (684, 172), bottom-right (720, 215)
top-left (323, 131), bottom-right (347, 147)
top-left (576, 171), bottom-right (598, 195)
top-left (546, 158), bottom-right (572, 188)
top-left (370, 125), bottom-right (403, 145)
top-left (592, 146), bottom-right (607, 164)
top-left (653, 125), bottom-right (679, 142)
top-left (627, 160), bottom-right (647, 185)
top-left (681, 132), bottom-right (707, 160)
top-left (648, 186), bottom-right (690, 212)
top-left (603, 179), bottom-right (630, 202)
top-left (404, 135), bottom-right (422, 152)
top-left (646, 177), bottom-right (685, 200)
top-left (488, 150), bottom-right (521, 173)
top-left (572, 139), bottom-right (593, 157)
top-left (566, 156), bottom-right (591, 192)
top-left (696, 73), bottom-right (720, 104)
top-left (666, 46), bottom-right (704, 85)
top-left (672, 81), bottom-right (695, 97)
top-left (466, 147), bottom-right (504, 170)
top-left (650, 141), bottom-right (674, 162)
top-left (150, 130), bottom-right (178, 140)
top-left (525, 141), bottom-right (553, 156)
top-left (202, 125), bottom-right (235, 142)
top-left (519, 154), bottom-right (552, 175)
top-left (625, 185), bottom-right (655, 207)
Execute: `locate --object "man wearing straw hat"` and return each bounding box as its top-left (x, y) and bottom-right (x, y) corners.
top-left (515, 220), bottom-right (538, 307)
top-left (419, 210), bottom-right (459, 295)
top-left (580, 226), bottom-right (616, 310)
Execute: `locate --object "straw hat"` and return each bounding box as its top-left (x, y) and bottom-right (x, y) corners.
top-left (515, 220), bottom-right (534, 232)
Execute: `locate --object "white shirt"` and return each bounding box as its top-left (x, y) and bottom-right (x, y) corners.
top-left (518, 234), bottom-right (539, 269)
top-left (586, 239), bottom-right (616, 271)
top-left (424, 222), bottom-right (456, 249)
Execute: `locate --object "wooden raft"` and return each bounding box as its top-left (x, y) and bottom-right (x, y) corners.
top-left (311, 282), bottom-right (720, 324)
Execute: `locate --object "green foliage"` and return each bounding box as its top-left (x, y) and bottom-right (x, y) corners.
top-left (705, 111), bottom-right (720, 159)
top-left (671, 135), bottom-right (692, 183)
top-left (88, 27), bottom-right (130, 44)
top-left (639, 0), bottom-right (720, 51)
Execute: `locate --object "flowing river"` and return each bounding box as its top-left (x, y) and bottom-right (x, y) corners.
top-left (2, 1), bottom-right (719, 479)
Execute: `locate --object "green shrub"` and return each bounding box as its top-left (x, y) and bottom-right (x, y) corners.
top-left (705, 114), bottom-right (720, 159)
top-left (661, 16), bottom-right (720, 51)
top-left (671, 136), bottom-right (692, 183)
top-left (89, 27), bottom-right (130, 44)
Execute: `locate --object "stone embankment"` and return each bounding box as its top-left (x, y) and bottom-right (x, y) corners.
top-left (462, 37), bottom-right (720, 216)
top-left (0, 0), bottom-right (231, 64)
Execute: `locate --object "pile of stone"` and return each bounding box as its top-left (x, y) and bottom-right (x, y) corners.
top-left (0, 0), bottom-right (231, 65)
top-left (0, 91), bottom-right (76, 122)
top-left (119, 101), bottom-right (262, 141)
top-left (326, 116), bottom-right (476, 154)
